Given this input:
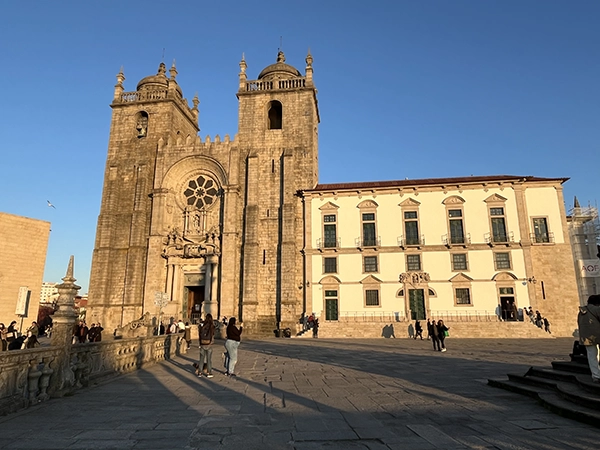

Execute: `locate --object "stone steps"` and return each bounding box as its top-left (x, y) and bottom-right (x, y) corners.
top-left (296, 320), bottom-right (554, 339)
top-left (489, 351), bottom-right (600, 428)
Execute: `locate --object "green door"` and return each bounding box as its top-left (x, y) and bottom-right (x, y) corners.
top-left (325, 290), bottom-right (338, 320)
top-left (409, 289), bottom-right (425, 320)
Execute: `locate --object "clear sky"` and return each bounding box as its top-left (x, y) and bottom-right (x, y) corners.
top-left (1, 1), bottom-right (598, 293)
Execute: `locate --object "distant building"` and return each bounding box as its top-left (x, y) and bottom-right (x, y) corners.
top-left (40, 282), bottom-right (59, 305)
top-left (0, 212), bottom-right (50, 330)
top-left (567, 198), bottom-right (600, 304)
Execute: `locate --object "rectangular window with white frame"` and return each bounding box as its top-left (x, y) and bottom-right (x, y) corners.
top-left (452, 253), bottom-right (468, 271)
top-left (532, 217), bottom-right (550, 243)
top-left (404, 211), bottom-right (420, 245)
top-left (455, 288), bottom-right (471, 305)
top-left (323, 257), bottom-right (337, 274)
top-left (406, 254), bottom-right (421, 271)
top-left (365, 289), bottom-right (380, 307)
top-left (361, 213), bottom-right (377, 247)
top-left (494, 252), bottom-right (512, 270)
top-left (323, 214), bottom-right (337, 248)
top-left (363, 255), bottom-right (378, 273)
top-left (490, 207), bottom-right (508, 243)
top-left (448, 209), bottom-right (465, 244)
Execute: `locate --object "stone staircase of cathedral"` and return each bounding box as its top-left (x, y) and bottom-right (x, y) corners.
top-left (488, 348), bottom-right (600, 428)
top-left (292, 319), bottom-right (553, 339)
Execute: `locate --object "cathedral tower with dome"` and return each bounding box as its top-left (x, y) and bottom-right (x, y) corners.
top-left (87, 51), bottom-right (319, 335)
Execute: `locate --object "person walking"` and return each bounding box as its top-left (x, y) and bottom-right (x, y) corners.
top-left (428, 319), bottom-right (441, 351)
top-left (312, 318), bottom-right (319, 338)
top-left (414, 320), bottom-right (423, 340)
top-left (543, 317), bottom-right (551, 334)
top-left (196, 314), bottom-right (215, 378)
top-left (577, 294), bottom-right (600, 383)
top-left (437, 319), bottom-right (449, 352)
top-left (426, 318), bottom-right (432, 340)
top-left (224, 317), bottom-right (243, 377)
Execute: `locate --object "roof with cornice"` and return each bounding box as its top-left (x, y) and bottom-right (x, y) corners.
top-left (306, 175), bottom-right (569, 193)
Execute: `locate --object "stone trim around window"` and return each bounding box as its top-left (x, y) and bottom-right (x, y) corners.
top-left (450, 273), bottom-right (473, 307)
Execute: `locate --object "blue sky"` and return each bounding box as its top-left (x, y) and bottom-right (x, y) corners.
top-left (1, 1), bottom-right (598, 293)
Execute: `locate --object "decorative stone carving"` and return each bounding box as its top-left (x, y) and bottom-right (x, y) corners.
top-left (399, 272), bottom-right (430, 284)
top-left (114, 312), bottom-right (154, 339)
top-left (399, 198), bottom-right (421, 207)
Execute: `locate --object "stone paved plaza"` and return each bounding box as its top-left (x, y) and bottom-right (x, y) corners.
top-left (0, 337), bottom-right (597, 449)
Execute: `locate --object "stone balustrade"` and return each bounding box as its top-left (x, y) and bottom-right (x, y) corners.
top-left (244, 77), bottom-right (307, 92)
top-left (0, 334), bottom-right (188, 416)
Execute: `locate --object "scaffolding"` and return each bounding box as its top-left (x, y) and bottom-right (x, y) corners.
top-left (568, 199), bottom-right (600, 304)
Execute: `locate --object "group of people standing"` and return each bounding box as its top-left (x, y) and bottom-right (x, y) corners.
top-left (72, 321), bottom-right (104, 344)
top-left (413, 319), bottom-right (450, 352)
top-left (0, 321), bottom-right (41, 350)
top-left (194, 315), bottom-right (243, 378)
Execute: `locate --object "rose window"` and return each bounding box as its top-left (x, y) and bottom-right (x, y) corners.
top-left (183, 175), bottom-right (219, 209)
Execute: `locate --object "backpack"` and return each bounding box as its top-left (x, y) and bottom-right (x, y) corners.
top-left (200, 324), bottom-right (212, 345)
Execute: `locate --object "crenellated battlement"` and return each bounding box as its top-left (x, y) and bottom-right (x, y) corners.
top-left (158, 133), bottom-right (237, 150)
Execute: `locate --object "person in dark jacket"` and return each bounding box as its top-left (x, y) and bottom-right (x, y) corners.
top-left (577, 294), bottom-right (600, 383)
top-left (428, 319), bottom-right (441, 351)
top-left (224, 317), bottom-right (243, 377)
top-left (414, 320), bottom-right (423, 340)
top-left (437, 320), bottom-right (449, 352)
top-left (196, 315), bottom-right (215, 378)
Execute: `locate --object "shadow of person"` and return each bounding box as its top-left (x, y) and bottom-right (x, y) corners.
top-left (407, 323), bottom-right (415, 339)
top-left (381, 324), bottom-right (396, 338)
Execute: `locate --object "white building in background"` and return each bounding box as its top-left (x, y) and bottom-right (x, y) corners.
top-left (568, 198), bottom-right (600, 304)
top-left (302, 175), bottom-right (579, 336)
top-left (40, 282), bottom-right (59, 305)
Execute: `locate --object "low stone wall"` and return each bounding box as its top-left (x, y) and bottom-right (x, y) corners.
top-left (0, 334), bottom-right (189, 416)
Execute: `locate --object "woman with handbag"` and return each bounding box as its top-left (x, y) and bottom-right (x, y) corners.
top-left (437, 320), bottom-right (449, 352)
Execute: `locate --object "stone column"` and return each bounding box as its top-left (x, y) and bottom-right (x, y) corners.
top-left (203, 254), bottom-right (219, 319)
top-left (49, 256), bottom-right (80, 396)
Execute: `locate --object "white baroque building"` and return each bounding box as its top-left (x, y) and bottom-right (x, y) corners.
top-left (302, 175), bottom-right (579, 337)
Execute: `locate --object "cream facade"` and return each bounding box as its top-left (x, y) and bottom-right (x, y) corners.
top-left (0, 212), bottom-right (50, 329)
top-left (303, 176), bottom-right (580, 336)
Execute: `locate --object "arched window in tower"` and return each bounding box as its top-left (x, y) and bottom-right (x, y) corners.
top-left (267, 101), bottom-right (282, 129)
top-left (136, 111), bottom-right (149, 138)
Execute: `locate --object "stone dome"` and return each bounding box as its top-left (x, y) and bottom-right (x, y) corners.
top-left (258, 51), bottom-right (301, 80)
top-left (137, 62), bottom-right (169, 91)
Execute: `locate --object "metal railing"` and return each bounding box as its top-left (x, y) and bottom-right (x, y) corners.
top-left (429, 310), bottom-right (500, 322)
top-left (530, 231), bottom-right (555, 244)
top-left (398, 235), bottom-right (425, 248)
top-left (442, 233), bottom-right (472, 246)
top-left (332, 311), bottom-right (406, 322)
top-left (484, 231), bottom-right (515, 245)
top-left (316, 237), bottom-right (341, 249)
top-left (355, 236), bottom-right (381, 248)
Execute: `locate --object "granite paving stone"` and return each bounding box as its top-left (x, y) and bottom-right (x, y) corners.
top-left (0, 338), bottom-right (597, 449)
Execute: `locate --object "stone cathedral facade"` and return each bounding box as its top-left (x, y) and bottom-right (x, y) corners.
top-left (88, 51), bottom-right (318, 335)
top-left (88, 50), bottom-right (580, 337)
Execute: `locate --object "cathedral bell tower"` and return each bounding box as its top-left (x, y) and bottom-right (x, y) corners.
top-left (236, 50), bottom-right (319, 334)
top-left (88, 62), bottom-right (199, 328)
